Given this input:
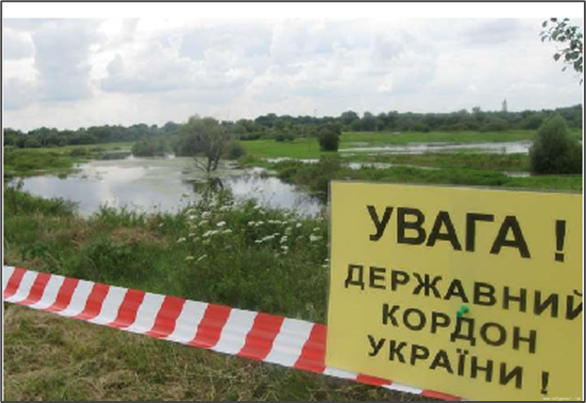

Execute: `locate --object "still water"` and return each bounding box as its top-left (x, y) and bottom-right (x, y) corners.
top-left (340, 140), bottom-right (533, 155)
top-left (20, 157), bottom-right (322, 216)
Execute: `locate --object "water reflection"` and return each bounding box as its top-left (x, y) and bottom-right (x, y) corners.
top-left (20, 157), bottom-right (322, 216)
top-left (341, 141), bottom-right (533, 155)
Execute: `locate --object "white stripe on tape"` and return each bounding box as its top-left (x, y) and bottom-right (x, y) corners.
top-left (5, 270), bottom-right (38, 303)
top-left (324, 367), bottom-right (359, 380)
top-left (126, 293), bottom-right (165, 333)
top-left (385, 382), bottom-right (424, 395)
top-left (213, 308), bottom-right (257, 355)
top-left (60, 280), bottom-right (95, 317)
top-left (30, 274), bottom-right (65, 310)
top-left (90, 286), bottom-right (128, 325)
top-left (264, 318), bottom-right (314, 367)
top-left (2, 266), bottom-right (15, 293)
top-left (165, 300), bottom-right (208, 344)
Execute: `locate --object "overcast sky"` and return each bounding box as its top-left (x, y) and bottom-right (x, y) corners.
top-left (3, 18), bottom-right (584, 131)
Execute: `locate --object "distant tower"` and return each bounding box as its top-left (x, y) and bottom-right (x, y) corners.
top-left (502, 99), bottom-right (508, 113)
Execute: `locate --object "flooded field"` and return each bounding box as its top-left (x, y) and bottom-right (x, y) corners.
top-left (20, 157), bottom-right (322, 216)
top-left (340, 140), bottom-right (533, 155)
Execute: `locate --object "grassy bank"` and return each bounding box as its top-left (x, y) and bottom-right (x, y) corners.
top-left (273, 157), bottom-right (582, 200)
top-left (241, 129), bottom-right (582, 161)
top-left (351, 152), bottom-right (530, 172)
top-left (3, 186), bottom-right (436, 401)
top-left (342, 128), bottom-right (582, 146)
top-left (4, 142), bottom-right (134, 177)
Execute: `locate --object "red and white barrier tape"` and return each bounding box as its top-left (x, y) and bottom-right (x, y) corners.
top-left (2, 266), bottom-right (460, 400)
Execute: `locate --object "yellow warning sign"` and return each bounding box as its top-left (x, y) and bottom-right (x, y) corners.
top-left (326, 181), bottom-right (582, 401)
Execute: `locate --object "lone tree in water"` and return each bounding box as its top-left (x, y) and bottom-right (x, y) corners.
top-left (179, 116), bottom-right (231, 173)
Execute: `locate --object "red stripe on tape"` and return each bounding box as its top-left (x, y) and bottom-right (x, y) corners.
top-left (109, 289), bottom-right (146, 329)
top-left (294, 323), bottom-right (327, 373)
top-left (356, 374), bottom-right (392, 387)
top-left (45, 278), bottom-right (80, 313)
top-left (3, 267), bottom-right (26, 299)
top-left (421, 390), bottom-right (462, 401)
top-left (189, 303), bottom-right (232, 349)
top-left (74, 283), bottom-right (110, 321)
top-left (19, 272), bottom-right (52, 306)
top-left (238, 313), bottom-right (284, 361)
top-left (147, 296), bottom-right (186, 338)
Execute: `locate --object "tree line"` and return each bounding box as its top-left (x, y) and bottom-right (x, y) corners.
top-left (4, 105), bottom-right (582, 150)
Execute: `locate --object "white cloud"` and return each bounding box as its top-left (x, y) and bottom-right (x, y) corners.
top-left (3, 18), bottom-right (583, 130)
top-left (3, 28), bottom-right (35, 60)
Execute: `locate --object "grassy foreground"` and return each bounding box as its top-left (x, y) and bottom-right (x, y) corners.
top-left (3, 186), bottom-right (435, 401)
top-left (5, 305), bottom-right (425, 401)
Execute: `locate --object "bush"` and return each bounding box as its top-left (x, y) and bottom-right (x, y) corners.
top-left (413, 123), bottom-right (431, 132)
top-left (481, 119), bottom-right (509, 132)
top-left (223, 140), bottom-right (247, 160)
top-left (522, 114), bottom-right (545, 130)
top-left (69, 148), bottom-right (90, 157)
top-left (275, 133), bottom-right (295, 142)
top-left (132, 139), bottom-right (168, 157)
top-left (317, 124), bottom-right (341, 151)
top-left (530, 116), bottom-right (582, 174)
top-left (239, 133), bottom-right (261, 141)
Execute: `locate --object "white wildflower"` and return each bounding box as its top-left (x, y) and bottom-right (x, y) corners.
top-left (202, 211), bottom-right (211, 219)
top-left (285, 227), bottom-right (293, 235)
top-left (202, 230), bottom-right (214, 238)
top-left (197, 254), bottom-right (208, 262)
top-left (219, 205), bottom-right (231, 212)
top-left (281, 245), bottom-right (289, 251)
top-left (280, 236), bottom-right (288, 244)
top-left (254, 205), bottom-right (262, 210)
top-left (296, 223), bottom-right (302, 228)
top-left (199, 220), bottom-right (209, 226)
top-left (216, 221), bottom-right (226, 228)
top-left (186, 256), bottom-right (195, 261)
top-left (248, 221), bottom-right (256, 227)
top-left (177, 237), bottom-right (187, 243)
top-left (158, 223), bottom-right (164, 228)
top-left (223, 229), bottom-right (233, 235)
top-left (313, 227), bottom-right (320, 232)
top-left (309, 235), bottom-right (323, 243)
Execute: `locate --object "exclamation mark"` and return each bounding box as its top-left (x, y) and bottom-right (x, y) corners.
top-left (555, 220), bottom-right (566, 262)
top-left (541, 371), bottom-right (549, 395)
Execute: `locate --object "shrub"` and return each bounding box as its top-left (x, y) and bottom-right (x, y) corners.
top-left (317, 124), bottom-right (341, 151)
top-left (223, 140), bottom-right (247, 160)
top-left (530, 115), bottom-right (582, 174)
top-left (413, 123), bottom-right (431, 132)
top-left (481, 119), bottom-right (509, 132)
top-left (522, 114), bottom-right (545, 130)
top-left (275, 133), bottom-right (295, 142)
top-left (69, 148), bottom-right (90, 157)
top-left (132, 139), bottom-right (168, 157)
